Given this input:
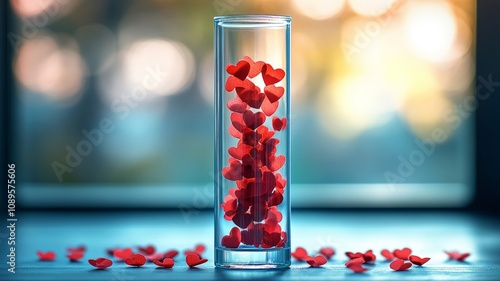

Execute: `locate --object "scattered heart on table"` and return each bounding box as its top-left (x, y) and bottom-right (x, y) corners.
top-left (125, 254), bottom-right (147, 267)
top-left (153, 258), bottom-right (175, 268)
top-left (304, 255), bottom-right (327, 267)
top-left (138, 245), bottom-right (155, 255)
top-left (347, 263), bottom-right (369, 273)
top-left (393, 247), bottom-right (412, 260)
top-left (114, 248), bottom-right (134, 260)
top-left (291, 247), bottom-right (308, 261)
top-left (390, 259), bottom-right (412, 271)
top-left (66, 250), bottom-right (84, 262)
top-left (381, 249), bottom-right (395, 260)
top-left (185, 254), bottom-right (208, 267)
top-left (445, 251), bottom-right (470, 261)
top-left (37, 251), bottom-right (56, 261)
top-left (409, 255), bottom-right (430, 266)
top-left (88, 258), bottom-right (112, 269)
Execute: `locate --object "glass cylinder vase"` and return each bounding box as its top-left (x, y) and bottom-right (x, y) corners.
top-left (214, 15), bottom-right (291, 269)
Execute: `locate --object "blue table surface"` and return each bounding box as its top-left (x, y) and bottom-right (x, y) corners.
top-left (1, 210), bottom-right (500, 280)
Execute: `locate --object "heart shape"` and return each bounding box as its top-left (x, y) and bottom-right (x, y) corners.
top-left (88, 257), bottom-right (112, 269)
top-left (185, 254), bottom-right (208, 267)
top-left (232, 211), bottom-right (253, 229)
top-left (231, 113), bottom-right (246, 132)
top-left (228, 142), bottom-right (253, 160)
top-left (222, 158), bottom-right (242, 181)
top-left (242, 56), bottom-right (265, 78)
top-left (381, 249), bottom-right (395, 260)
top-left (347, 263), bottom-right (369, 273)
top-left (261, 95), bottom-right (279, 116)
top-left (37, 251), bottom-right (56, 261)
top-left (262, 231), bottom-right (282, 248)
top-left (319, 247), bottom-right (336, 260)
top-left (264, 85), bottom-right (285, 103)
top-left (267, 206), bottom-right (283, 222)
top-left (229, 125), bottom-right (242, 138)
top-left (390, 259), bottom-right (412, 271)
top-left (363, 250), bottom-right (376, 263)
top-left (164, 250), bottom-right (179, 259)
top-left (268, 155), bottom-right (285, 171)
top-left (409, 255), bottom-right (430, 266)
top-left (393, 247), bottom-right (412, 260)
top-left (227, 96), bottom-right (249, 113)
top-left (305, 255), bottom-right (327, 267)
top-left (268, 191), bottom-right (283, 206)
top-left (238, 88), bottom-right (265, 109)
top-left (272, 117), bottom-right (287, 131)
top-left (262, 64), bottom-right (285, 85)
top-left (291, 247), bottom-right (308, 261)
top-left (226, 60), bottom-right (250, 80)
top-left (138, 245), bottom-right (155, 255)
top-left (66, 250), bottom-right (84, 262)
top-left (221, 227), bottom-right (241, 248)
top-left (153, 258), bottom-right (175, 268)
top-left (243, 110), bottom-right (266, 130)
top-left (345, 257), bottom-right (365, 267)
top-left (445, 251), bottom-right (470, 261)
top-left (114, 248), bottom-right (133, 260)
top-left (125, 253), bottom-right (146, 267)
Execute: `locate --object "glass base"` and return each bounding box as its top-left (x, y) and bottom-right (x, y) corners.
top-left (215, 247), bottom-right (291, 269)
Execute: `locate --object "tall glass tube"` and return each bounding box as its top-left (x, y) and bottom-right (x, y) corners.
top-left (214, 15), bottom-right (291, 269)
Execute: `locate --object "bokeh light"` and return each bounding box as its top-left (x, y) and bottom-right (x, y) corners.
top-left (14, 35), bottom-right (86, 100)
top-left (10, 0), bottom-right (57, 17)
top-left (123, 39), bottom-right (195, 96)
top-left (403, 1), bottom-right (458, 62)
top-left (292, 0), bottom-right (345, 20)
top-left (347, 0), bottom-right (399, 17)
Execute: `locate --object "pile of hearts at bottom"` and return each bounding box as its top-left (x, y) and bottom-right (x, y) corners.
top-left (220, 56), bottom-right (288, 249)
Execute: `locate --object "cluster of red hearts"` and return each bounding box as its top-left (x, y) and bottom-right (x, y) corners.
top-left (291, 246), bottom-right (470, 273)
top-left (220, 56), bottom-right (287, 249)
top-left (37, 244), bottom-right (208, 269)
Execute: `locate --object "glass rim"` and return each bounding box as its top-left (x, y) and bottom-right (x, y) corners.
top-left (214, 14), bottom-right (291, 24)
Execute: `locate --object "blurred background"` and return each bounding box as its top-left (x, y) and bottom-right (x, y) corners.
top-left (4, 0), bottom-right (483, 208)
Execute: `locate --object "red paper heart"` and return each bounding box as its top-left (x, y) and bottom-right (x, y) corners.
top-left (268, 191), bottom-right (284, 206)
top-left (347, 263), bottom-right (369, 273)
top-left (243, 110), bottom-right (266, 130)
top-left (114, 248), bottom-right (133, 260)
top-left (66, 250), bottom-right (84, 262)
top-left (232, 212), bottom-right (253, 229)
top-left (138, 245), bottom-right (155, 255)
top-left (393, 248), bottom-right (412, 260)
top-left (37, 251), bottom-right (56, 261)
top-left (272, 117), bottom-right (287, 131)
top-left (88, 258), bottom-right (112, 269)
top-left (445, 251), bottom-right (470, 261)
top-left (125, 254), bottom-right (146, 267)
top-left (186, 254), bottom-right (208, 267)
top-left (164, 250), bottom-right (179, 259)
top-left (267, 206), bottom-right (283, 222)
top-left (345, 257), bottom-right (365, 267)
top-left (264, 85), bottom-right (285, 103)
top-left (106, 247), bottom-right (119, 256)
top-left (262, 64), bottom-right (285, 85)
top-left (291, 247), bottom-right (308, 261)
top-left (381, 249), bottom-right (395, 260)
top-left (268, 155), bottom-right (286, 171)
top-left (227, 96), bottom-right (249, 113)
top-left (242, 56), bottom-right (265, 78)
top-left (262, 231), bottom-right (282, 248)
top-left (237, 85), bottom-right (265, 109)
top-left (229, 125), bottom-right (242, 138)
top-left (222, 158), bottom-right (242, 181)
top-left (153, 258), bottom-right (175, 268)
top-left (261, 96), bottom-right (279, 116)
top-left (228, 143), bottom-right (253, 160)
top-left (226, 60), bottom-right (250, 80)
top-left (319, 247), bottom-right (336, 259)
top-left (221, 227), bottom-right (241, 248)
top-left (305, 255), bottom-right (327, 267)
top-left (409, 255), bottom-right (430, 266)
top-left (390, 259), bottom-right (412, 271)
top-left (230, 113), bottom-right (246, 132)
top-left (363, 250), bottom-right (376, 263)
